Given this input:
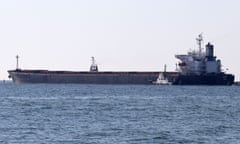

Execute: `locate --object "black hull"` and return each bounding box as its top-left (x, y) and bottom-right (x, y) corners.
top-left (8, 70), bottom-right (164, 85)
top-left (8, 70), bottom-right (234, 85)
top-left (172, 73), bottom-right (234, 85)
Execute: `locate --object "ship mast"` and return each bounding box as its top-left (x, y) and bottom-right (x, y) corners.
top-left (90, 56), bottom-right (98, 72)
top-left (196, 34), bottom-right (203, 55)
top-left (16, 55), bottom-right (19, 70)
top-left (91, 56), bottom-right (96, 65)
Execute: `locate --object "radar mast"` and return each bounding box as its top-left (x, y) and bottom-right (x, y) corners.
top-left (196, 34), bottom-right (203, 55)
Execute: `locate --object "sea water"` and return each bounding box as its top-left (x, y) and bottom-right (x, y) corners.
top-left (0, 82), bottom-right (240, 144)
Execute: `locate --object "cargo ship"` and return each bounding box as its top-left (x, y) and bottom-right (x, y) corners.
top-left (8, 56), bottom-right (178, 84)
top-left (8, 34), bottom-right (234, 85)
top-left (171, 34), bottom-right (234, 85)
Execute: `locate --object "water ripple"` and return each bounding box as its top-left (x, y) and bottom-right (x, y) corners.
top-left (0, 84), bottom-right (240, 143)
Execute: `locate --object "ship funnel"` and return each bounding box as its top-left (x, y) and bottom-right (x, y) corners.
top-left (205, 43), bottom-right (214, 61)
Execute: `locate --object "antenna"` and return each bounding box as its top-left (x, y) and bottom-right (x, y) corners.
top-left (16, 55), bottom-right (19, 70)
top-left (196, 33), bottom-right (203, 54)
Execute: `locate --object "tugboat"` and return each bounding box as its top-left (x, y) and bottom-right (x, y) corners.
top-left (153, 64), bottom-right (171, 85)
top-left (152, 73), bottom-right (171, 85)
top-left (172, 34), bottom-right (234, 85)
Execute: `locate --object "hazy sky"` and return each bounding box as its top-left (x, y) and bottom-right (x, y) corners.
top-left (0, 0), bottom-right (240, 80)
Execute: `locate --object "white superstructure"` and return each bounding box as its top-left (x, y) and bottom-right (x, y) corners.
top-left (176, 34), bottom-right (221, 75)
